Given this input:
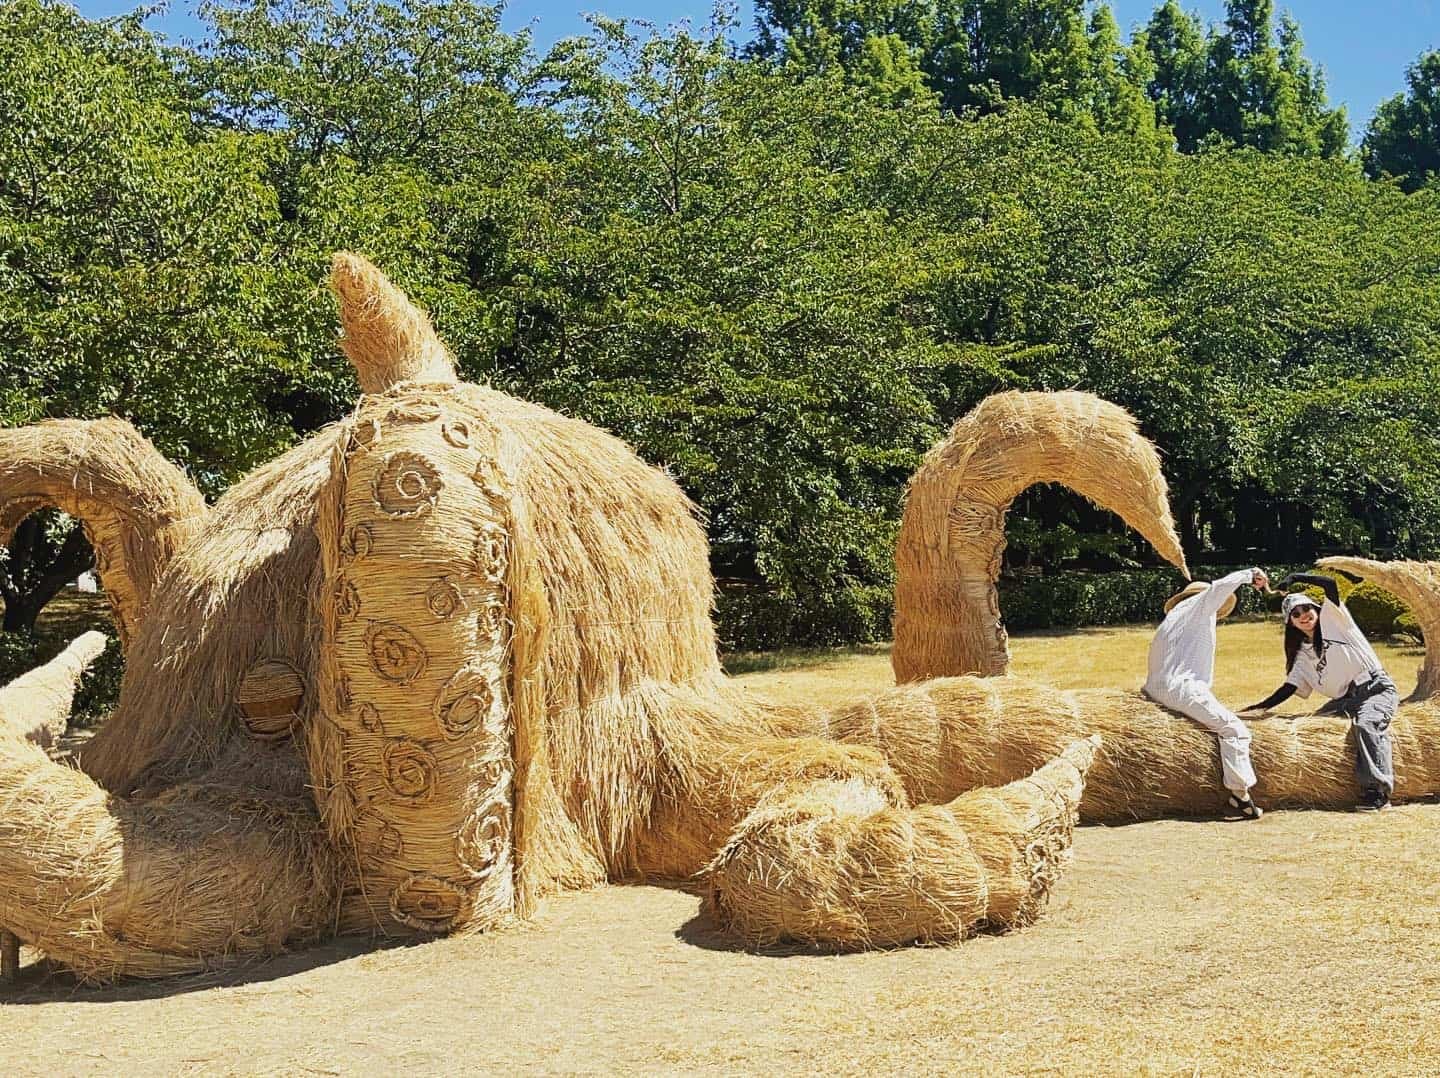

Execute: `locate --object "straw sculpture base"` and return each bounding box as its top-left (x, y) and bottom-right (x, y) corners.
top-left (1, 254), bottom-right (1437, 980)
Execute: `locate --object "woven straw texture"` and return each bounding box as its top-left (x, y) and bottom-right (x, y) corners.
top-left (893, 391), bottom-right (1188, 682)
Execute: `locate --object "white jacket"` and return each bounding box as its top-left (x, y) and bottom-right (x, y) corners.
top-left (1144, 568), bottom-right (1256, 698)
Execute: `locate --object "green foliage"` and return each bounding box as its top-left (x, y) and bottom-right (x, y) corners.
top-left (751, 0), bottom-right (1094, 116)
top-left (1363, 51), bottom-right (1440, 192)
top-left (1395, 610), bottom-right (1425, 644)
top-left (3, 0), bottom-right (1440, 649)
top-left (71, 634), bottom-right (124, 726)
top-left (0, 631), bottom-right (37, 684)
top-left (1345, 582), bottom-right (1412, 638)
top-left (1000, 569), bottom-right (1181, 630)
top-left (0, 0), bottom-right (308, 484)
top-left (999, 564), bottom-right (1289, 631)
top-left (715, 583), bottom-right (893, 651)
top-left (752, 0), bottom-right (1344, 156)
top-left (1142, 1), bottom-right (1346, 155)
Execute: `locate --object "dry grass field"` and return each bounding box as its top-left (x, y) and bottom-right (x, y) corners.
top-left (3, 619), bottom-right (1438, 1075)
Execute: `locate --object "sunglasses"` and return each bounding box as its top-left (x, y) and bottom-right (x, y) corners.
top-left (1288, 606), bottom-right (1318, 620)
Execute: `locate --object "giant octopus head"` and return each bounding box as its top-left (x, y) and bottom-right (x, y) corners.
top-left (0, 254), bottom-right (761, 978)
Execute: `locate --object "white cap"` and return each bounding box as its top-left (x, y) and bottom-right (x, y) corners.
top-left (1281, 592), bottom-right (1320, 618)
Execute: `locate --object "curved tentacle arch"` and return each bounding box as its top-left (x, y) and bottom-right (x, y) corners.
top-left (0, 420), bottom-right (209, 646)
top-left (892, 391), bottom-right (1189, 683)
top-left (1317, 556), bottom-right (1440, 700)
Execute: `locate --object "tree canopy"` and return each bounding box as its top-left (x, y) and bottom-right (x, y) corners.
top-left (3, 0), bottom-right (1440, 643)
top-left (1363, 50), bottom-right (1440, 192)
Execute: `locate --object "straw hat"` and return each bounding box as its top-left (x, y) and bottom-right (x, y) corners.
top-left (1164, 580), bottom-right (1236, 618)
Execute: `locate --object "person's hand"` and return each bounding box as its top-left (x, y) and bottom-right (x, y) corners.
top-left (1252, 569), bottom-right (1270, 592)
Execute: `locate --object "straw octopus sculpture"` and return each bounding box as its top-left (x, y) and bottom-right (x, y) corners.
top-left (1, 256), bottom-right (1438, 983)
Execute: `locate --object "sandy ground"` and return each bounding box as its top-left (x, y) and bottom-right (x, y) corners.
top-left (3, 623), bottom-right (1438, 1075)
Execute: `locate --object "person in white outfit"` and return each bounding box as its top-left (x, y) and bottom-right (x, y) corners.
top-left (1144, 568), bottom-right (1270, 819)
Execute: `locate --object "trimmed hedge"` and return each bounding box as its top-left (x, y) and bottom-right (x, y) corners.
top-left (998, 564), bottom-right (1297, 630)
top-left (716, 563), bottom-right (1419, 651)
top-left (716, 583), bottom-right (893, 652)
top-left (1395, 610), bottom-right (1425, 643)
top-left (1345, 582), bottom-right (1411, 637)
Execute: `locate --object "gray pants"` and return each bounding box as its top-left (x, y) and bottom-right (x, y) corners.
top-left (1336, 673), bottom-right (1398, 797)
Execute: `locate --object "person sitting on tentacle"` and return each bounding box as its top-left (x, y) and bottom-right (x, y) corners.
top-left (1144, 569), bottom-right (1272, 820)
top-left (1244, 572), bottom-right (1398, 812)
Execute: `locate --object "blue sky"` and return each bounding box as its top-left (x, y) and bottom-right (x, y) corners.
top-left (72, 0), bottom-right (1440, 133)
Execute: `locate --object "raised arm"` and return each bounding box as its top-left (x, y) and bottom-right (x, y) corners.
top-left (1197, 567), bottom-right (1264, 618)
top-left (1280, 572), bottom-right (1340, 606)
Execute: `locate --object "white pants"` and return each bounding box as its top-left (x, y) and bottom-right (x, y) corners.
top-left (1150, 677), bottom-right (1257, 796)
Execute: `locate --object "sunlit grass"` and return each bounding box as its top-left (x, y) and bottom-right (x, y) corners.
top-left (731, 618), bottom-right (1426, 713)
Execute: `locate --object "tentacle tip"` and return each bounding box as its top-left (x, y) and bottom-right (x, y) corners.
top-left (329, 251), bottom-right (379, 302)
top-left (1063, 734), bottom-right (1102, 775)
top-left (73, 630), bottom-right (109, 666)
top-left (326, 251), bottom-right (457, 394)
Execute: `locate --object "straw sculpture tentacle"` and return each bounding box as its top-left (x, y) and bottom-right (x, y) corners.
top-left (1317, 556), bottom-right (1440, 700)
top-left (0, 420), bottom-right (209, 645)
top-left (0, 731), bottom-right (338, 982)
top-left (332, 252), bottom-right (456, 393)
top-left (702, 736), bottom-right (1098, 947)
top-left (0, 631), bottom-right (107, 750)
top-left (892, 391), bottom-right (1189, 683)
top-left (809, 676), bottom-right (1440, 821)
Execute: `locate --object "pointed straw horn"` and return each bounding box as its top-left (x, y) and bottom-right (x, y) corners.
top-left (1318, 556), bottom-right (1440, 700)
top-left (330, 252), bottom-right (456, 393)
top-left (0, 631), bottom-right (107, 751)
top-left (893, 391), bottom-right (1189, 683)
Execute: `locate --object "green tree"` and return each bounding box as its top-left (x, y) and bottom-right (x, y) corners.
top-left (1142, 0), bottom-right (1208, 150)
top-left (1079, 5), bottom-right (1164, 146)
top-left (1145, 0), bottom-right (1345, 155)
top-left (1363, 50), bottom-right (1440, 191)
top-left (491, 23), bottom-right (980, 631)
top-left (0, 0), bottom-right (308, 630)
top-left (754, 0), bottom-right (1121, 119)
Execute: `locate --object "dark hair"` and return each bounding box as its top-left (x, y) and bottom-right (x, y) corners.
top-left (1284, 615), bottom-right (1325, 673)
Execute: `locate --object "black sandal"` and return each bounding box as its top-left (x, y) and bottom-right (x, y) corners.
top-left (1226, 793), bottom-right (1264, 820)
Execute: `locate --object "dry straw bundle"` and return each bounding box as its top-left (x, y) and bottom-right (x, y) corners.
top-left (3, 253), bottom-right (1437, 982)
top-left (892, 391), bottom-right (1189, 683)
top-left (1317, 556), bottom-right (1440, 699)
top-left (0, 421), bottom-right (208, 645)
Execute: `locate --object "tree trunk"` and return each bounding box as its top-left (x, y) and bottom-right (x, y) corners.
top-left (0, 516), bottom-right (94, 634)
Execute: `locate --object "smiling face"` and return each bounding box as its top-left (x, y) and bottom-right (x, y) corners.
top-left (1289, 603), bottom-right (1319, 636)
